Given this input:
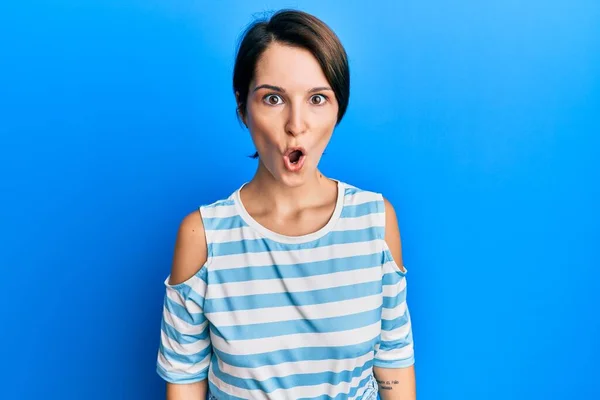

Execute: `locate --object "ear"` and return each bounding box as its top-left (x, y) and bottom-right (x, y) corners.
top-left (235, 91), bottom-right (247, 126)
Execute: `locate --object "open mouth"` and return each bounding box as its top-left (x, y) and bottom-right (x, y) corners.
top-left (283, 147), bottom-right (306, 171)
top-left (289, 149), bottom-right (303, 164)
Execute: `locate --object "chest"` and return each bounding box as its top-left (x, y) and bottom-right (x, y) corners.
top-left (204, 256), bottom-right (384, 353)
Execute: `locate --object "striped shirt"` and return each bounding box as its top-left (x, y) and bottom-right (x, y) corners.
top-left (156, 180), bottom-right (415, 399)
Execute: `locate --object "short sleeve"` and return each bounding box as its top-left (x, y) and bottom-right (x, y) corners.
top-left (156, 266), bottom-right (212, 383)
top-left (374, 243), bottom-right (415, 368)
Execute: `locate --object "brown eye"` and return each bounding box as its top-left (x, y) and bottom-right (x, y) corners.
top-left (263, 94), bottom-right (283, 106)
top-left (310, 94), bottom-right (327, 105)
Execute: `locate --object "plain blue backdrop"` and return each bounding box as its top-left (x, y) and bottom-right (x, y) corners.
top-left (1, 0), bottom-right (598, 399)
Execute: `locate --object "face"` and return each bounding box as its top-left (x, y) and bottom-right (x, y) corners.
top-left (240, 42), bottom-right (339, 186)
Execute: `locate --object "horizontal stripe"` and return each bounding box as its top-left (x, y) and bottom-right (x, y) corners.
top-left (381, 300), bottom-right (407, 321)
top-left (212, 337), bottom-right (378, 369)
top-left (344, 187), bottom-right (382, 207)
top-left (203, 198), bottom-right (235, 209)
top-left (164, 296), bottom-right (204, 326)
top-left (209, 357), bottom-right (375, 400)
top-left (376, 344), bottom-right (414, 363)
top-left (209, 225), bottom-right (260, 243)
top-left (379, 336), bottom-right (412, 352)
top-left (203, 215), bottom-right (248, 231)
top-left (162, 305), bottom-right (207, 335)
top-left (161, 318), bottom-right (209, 344)
top-left (211, 354), bottom-right (373, 393)
top-left (380, 322), bottom-right (412, 343)
top-left (209, 366), bottom-right (268, 400)
top-left (157, 361), bottom-right (209, 384)
top-left (206, 293), bottom-right (382, 327)
top-left (209, 240), bottom-right (381, 271)
top-left (165, 284), bottom-right (206, 315)
top-left (344, 186), bottom-right (362, 196)
top-left (160, 330), bottom-right (211, 358)
top-left (215, 350), bottom-right (374, 381)
top-left (382, 291), bottom-right (407, 309)
top-left (334, 374), bottom-right (376, 400)
top-left (159, 338), bottom-right (211, 364)
top-left (210, 227), bottom-right (383, 257)
top-left (157, 350), bottom-right (210, 378)
top-left (208, 213), bottom-right (382, 244)
top-left (340, 201), bottom-right (380, 219)
top-left (331, 213), bottom-right (382, 231)
top-left (381, 307), bottom-right (410, 332)
top-left (158, 343), bottom-right (211, 374)
top-left (212, 307), bottom-right (382, 341)
top-left (204, 280), bottom-right (382, 313)
top-left (382, 276), bottom-right (407, 298)
top-left (208, 252), bottom-right (381, 285)
top-left (298, 373), bottom-right (375, 400)
top-left (207, 265), bottom-right (380, 299)
top-left (207, 380), bottom-right (247, 400)
top-left (210, 320), bottom-right (382, 356)
top-left (382, 269), bottom-right (405, 286)
top-left (200, 201), bottom-right (236, 218)
top-left (373, 354), bottom-right (415, 369)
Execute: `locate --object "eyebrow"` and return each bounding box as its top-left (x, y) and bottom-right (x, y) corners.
top-left (252, 84), bottom-right (333, 93)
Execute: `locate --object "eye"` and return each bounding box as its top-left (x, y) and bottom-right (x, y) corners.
top-left (310, 94), bottom-right (328, 105)
top-left (263, 94), bottom-right (284, 106)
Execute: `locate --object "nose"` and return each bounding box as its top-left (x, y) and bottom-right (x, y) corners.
top-left (285, 102), bottom-right (308, 136)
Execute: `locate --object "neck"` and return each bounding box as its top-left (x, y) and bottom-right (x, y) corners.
top-left (244, 160), bottom-right (336, 213)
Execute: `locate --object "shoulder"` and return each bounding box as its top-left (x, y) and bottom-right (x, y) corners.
top-left (340, 182), bottom-right (404, 268)
top-left (168, 209), bottom-right (208, 286)
top-left (167, 191), bottom-right (239, 286)
top-left (382, 196), bottom-right (398, 232)
top-left (339, 181), bottom-right (381, 205)
top-left (382, 195), bottom-right (406, 272)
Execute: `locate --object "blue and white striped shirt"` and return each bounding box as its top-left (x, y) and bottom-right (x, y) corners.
top-left (157, 180), bottom-right (414, 399)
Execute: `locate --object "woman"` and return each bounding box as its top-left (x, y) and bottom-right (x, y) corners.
top-left (156, 9), bottom-right (416, 400)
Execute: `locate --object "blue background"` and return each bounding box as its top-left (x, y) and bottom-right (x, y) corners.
top-left (1, 0), bottom-right (598, 399)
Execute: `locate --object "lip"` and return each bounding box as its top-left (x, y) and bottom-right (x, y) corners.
top-left (283, 146), bottom-right (307, 172)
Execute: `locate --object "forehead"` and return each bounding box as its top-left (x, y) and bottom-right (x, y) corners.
top-left (253, 42), bottom-right (329, 88)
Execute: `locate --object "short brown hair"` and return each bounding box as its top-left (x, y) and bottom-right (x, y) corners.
top-left (233, 10), bottom-right (350, 151)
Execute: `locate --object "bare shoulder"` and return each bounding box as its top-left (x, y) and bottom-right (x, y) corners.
top-left (168, 209), bottom-right (208, 286)
top-left (382, 196), bottom-right (406, 272)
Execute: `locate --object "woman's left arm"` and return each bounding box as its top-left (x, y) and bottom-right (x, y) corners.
top-left (373, 365), bottom-right (416, 400)
top-left (373, 198), bottom-right (416, 400)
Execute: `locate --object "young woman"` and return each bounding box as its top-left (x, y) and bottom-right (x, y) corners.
top-left (156, 9), bottom-right (416, 400)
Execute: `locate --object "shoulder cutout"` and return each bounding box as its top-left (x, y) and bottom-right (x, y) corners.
top-left (383, 197), bottom-right (406, 273)
top-left (168, 209), bottom-right (208, 286)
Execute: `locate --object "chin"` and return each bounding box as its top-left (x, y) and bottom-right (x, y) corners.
top-left (269, 166), bottom-right (310, 187)
top-left (277, 172), bottom-right (308, 187)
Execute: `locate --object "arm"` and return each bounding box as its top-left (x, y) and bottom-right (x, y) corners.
top-left (161, 210), bottom-right (210, 400)
top-left (166, 380), bottom-right (207, 400)
top-left (373, 198), bottom-right (416, 400)
top-left (374, 365), bottom-right (416, 400)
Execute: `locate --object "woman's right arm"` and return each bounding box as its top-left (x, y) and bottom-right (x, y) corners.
top-left (162, 210), bottom-right (210, 399)
top-left (166, 380), bottom-right (207, 400)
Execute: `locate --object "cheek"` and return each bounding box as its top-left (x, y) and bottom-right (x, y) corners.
top-left (314, 129), bottom-right (334, 153)
top-left (313, 110), bottom-right (337, 143)
top-left (312, 105), bottom-right (338, 142)
top-left (246, 107), bottom-right (281, 149)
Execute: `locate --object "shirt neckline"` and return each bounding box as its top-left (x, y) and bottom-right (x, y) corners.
top-left (233, 179), bottom-right (345, 244)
